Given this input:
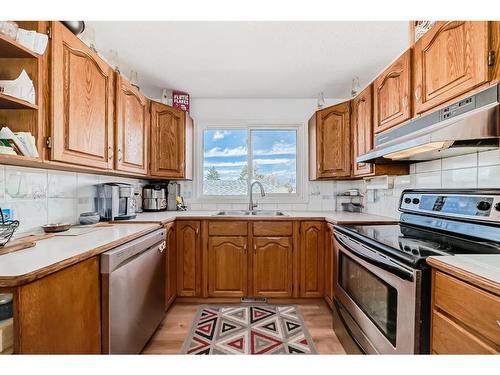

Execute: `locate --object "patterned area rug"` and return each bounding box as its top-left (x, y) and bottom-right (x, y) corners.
top-left (180, 305), bottom-right (318, 354)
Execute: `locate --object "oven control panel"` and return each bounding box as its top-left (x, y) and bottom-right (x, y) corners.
top-left (400, 191), bottom-right (500, 222)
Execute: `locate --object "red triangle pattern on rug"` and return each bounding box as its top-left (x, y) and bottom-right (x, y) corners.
top-left (227, 337), bottom-right (244, 351)
top-left (187, 336), bottom-right (210, 354)
top-left (250, 330), bottom-right (283, 354)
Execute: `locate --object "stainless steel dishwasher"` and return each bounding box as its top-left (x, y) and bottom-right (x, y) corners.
top-left (101, 228), bottom-right (166, 354)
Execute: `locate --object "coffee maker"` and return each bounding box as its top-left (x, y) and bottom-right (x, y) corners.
top-left (95, 183), bottom-right (137, 220)
top-left (142, 183), bottom-right (168, 211)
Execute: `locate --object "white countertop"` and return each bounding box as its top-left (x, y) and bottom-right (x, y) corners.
top-left (428, 254), bottom-right (500, 286)
top-left (0, 223), bottom-right (159, 282)
top-left (127, 210), bottom-right (398, 224)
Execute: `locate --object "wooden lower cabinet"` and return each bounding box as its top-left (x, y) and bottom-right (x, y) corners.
top-left (15, 257), bottom-right (101, 354)
top-left (324, 224), bottom-right (335, 307)
top-left (164, 222), bottom-right (176, 309)
top-left (300, 221), bottom-right (324, 297)
top-left (430, 269), bottom-right (500, 354)
top-left (252, 237), bottom-right (293, 298)
top-left (208, 236), bottom-right (248, 297)
top-left (176, 221), bottom-right (201, 297)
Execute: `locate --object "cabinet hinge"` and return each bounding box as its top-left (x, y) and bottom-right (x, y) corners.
top-left (47, 26), bottom-right (52, 39)
top-left (45, 136), bottom-right (52, 149)
top-left (488, 50), bottom-right (496, 67)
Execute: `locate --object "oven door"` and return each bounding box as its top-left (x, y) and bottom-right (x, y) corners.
top-left (334, 231), bottom-right (421, 354)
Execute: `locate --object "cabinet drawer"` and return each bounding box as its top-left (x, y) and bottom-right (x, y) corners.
top-left (434, 271), bottom-right (500, 345)
top-left (253, 221), bottom-right (293, 236)
top-left (208, 221), bottom-right (248, 236)
top-left (432, 311), bottom-right (497, 354)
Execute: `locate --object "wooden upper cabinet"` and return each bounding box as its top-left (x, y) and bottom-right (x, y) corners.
top-left (300, 221), bottom-right (324, 298)
top-left (309, 101), bottom-right (351, 180)
top-left (176, 221), bottom-right (201, 297)
top-left (252, 237), bottom-right (293, 298)
top-left (150, 101), bottom-right (193, 179)
top-left (413, 21), bottom-right (489, 114)
top-left (115, 74), bottom-right (149, 175)
top-left (50, 22), bottom-right (114, 169)
top-left (373, 49), bottom-right (412, 133)
top-left (208, 236), bottom-right (248, 297)
top-left (352, 85), bottom-right (374, 176)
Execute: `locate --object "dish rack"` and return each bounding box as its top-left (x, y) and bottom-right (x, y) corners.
top-left (0, 209), bottom-right (19, 247)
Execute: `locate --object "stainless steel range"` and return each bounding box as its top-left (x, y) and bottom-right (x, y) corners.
top-left (332, 189), bottom-right (500, 354)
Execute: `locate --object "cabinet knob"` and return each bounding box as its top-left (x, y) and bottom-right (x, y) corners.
top-left (402, 95), bottom-right (408, 108)
top-left (243, 244), bottom-right (247, 254)
top-left (108, 146), bottom-right (113, 160)
top-left (254, 244), bottom-right (257, 254)
top-left (414, 86), bottom-right (422, 101)
top-left (118, 148), bottom-right (123, 162)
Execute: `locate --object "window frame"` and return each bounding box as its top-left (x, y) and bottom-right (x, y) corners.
top-left (193, 121), bottom-right (308, 204)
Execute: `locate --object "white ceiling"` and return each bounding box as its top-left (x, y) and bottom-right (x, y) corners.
top-left (83, 21), bottom-right (409, 99)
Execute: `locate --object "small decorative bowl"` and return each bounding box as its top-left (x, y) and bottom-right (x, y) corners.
top-left (79, 212), bottom-right (100, 225)
top-left (41, 223), bottom-right (72, 233)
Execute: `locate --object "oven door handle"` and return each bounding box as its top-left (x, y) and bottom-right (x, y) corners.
top-left (335, 233), bottom-right (414, 281)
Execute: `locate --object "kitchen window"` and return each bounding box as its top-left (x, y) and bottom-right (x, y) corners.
top-left (196, 124), bottom-right (305, 202)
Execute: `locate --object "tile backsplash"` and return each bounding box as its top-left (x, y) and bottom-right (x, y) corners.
top-left (0, 165), bottom-right (145, 233)
top-left (1, 149), bottom-right (499, 232)
top-left (358, 149), bottom-right (500, 219)
top-left (181, 149), bottom-right (500, 219)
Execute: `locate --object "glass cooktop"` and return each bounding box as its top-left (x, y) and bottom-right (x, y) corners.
top-left (335, 223), bottom-right (500, 268)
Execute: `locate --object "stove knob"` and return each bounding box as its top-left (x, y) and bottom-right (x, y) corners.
top-left (477, 201), bottom-right (492, 211)
top-left (404, 198), bottom-right (412, 204)
top-left (412, 198), bottom-right (420, 205)
top-left (495, 202), bottom-right (500, 212)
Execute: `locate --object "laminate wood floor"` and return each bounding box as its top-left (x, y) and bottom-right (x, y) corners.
top-left (142, 299), bottom-right (346, 354)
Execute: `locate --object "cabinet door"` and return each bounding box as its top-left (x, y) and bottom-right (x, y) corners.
top-left (352, 85), bottom-right (374, 176)
top-left (310, 101), bottom-right (351, 179)
top-left (51, 22), bottom-right (114, 169)
top-left (324, 224), bottom-right (335, 307)
top-left (208, 236), bottom-right (248, 297)
top-left (176, 221), bottom-right (201, 297)
top-left (252, 237), bottom-right (293, 298)
top-left (373, 49), bottom-right (411, 133)
top-left (150, 102), bottom-right (193, 179)
top-left (17, 257), bottom-right (101, 354)
top-left (414, 21), bottom-right (489, 114)
top-left (300, 222), bottom-right (324, 298)
top-left (165, 222), bottom-right (176, 309)
top-left (115, 74), bottom-right (149, 174)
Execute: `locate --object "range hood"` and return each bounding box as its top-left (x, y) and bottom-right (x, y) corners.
top-left (357, 84), bottom-right (500, 164)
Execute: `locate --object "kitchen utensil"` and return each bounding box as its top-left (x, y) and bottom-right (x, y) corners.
top-left (143, 183), bottom-right (167, 211)
top-left (341, 202), bottom-right (363, 212)
top-left (41, 223), bottom-right (72, 233)
top-left (79, 212), bottom-right (100, 225)
top-left (61, 21), bottom-right (85, 35)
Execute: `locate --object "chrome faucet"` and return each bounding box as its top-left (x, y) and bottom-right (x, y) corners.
top-left (249, 181), bottom-right (265, 211)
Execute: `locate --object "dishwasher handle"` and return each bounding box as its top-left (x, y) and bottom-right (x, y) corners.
top-left (101, 228), bottom-right (166, 274)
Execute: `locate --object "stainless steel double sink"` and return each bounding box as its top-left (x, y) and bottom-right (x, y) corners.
top-left (214, 210), bottom-right (287, 216)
